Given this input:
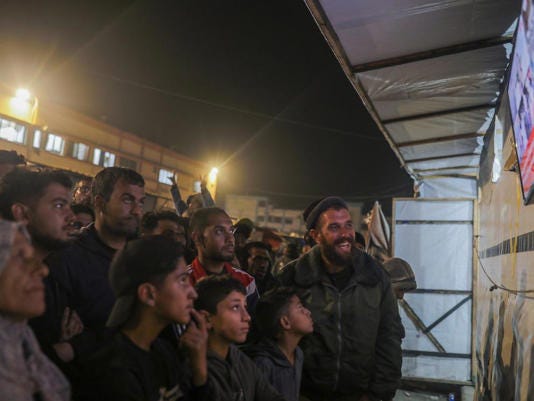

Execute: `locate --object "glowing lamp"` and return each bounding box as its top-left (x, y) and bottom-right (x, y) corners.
top-left (208, 167), bottom-right (219, 183)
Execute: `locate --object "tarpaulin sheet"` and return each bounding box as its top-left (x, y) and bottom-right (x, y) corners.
top-left (406, 154), bottom-right (481, 171)
top-left (400, 137), bottom-right (484, 161)
top-left (318, 0), bottom-right (517, 66)
top-left (386, 108), bottom-right (494, 144)
top-left (394, 224), bottom-right (473, 290)
top-left (419, 177), bottom-right (478, 198)
top-left (358, 45), bottom-right (509, 120)
top-left (394, 199), bottom-right (473, 381)
top-left (416, 167), bottom-right (479, 176)
top-left (395, 199), bottom-right (473, 221)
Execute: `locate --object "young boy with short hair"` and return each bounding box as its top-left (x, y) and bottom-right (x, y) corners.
top-left (246, 287), bottom-right (313, 401)
top-left (194, 275), bottom-right (285, 401)
top-left (81, 236), bottom-right (210, 401)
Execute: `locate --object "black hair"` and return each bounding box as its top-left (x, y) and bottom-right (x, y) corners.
top-left (255, 287), bottom-right (298, 339)
top-left (244, 241), bottom-right (271, 255)
top-left (110, 236), bottom-right (186, 293)
top-left (0, 168), bottom-right (72, 220)
top-left (141, 209), bottom-right (181, 234)
top-left (71, 203), bottom-right (95, 219)
top-left (0, 150), bottom-right (25, 165)
top-left (189, 207), bottom-right (229, 236)
top-left (194, 275), bottom-right (246, 314)
top-left (92, 167), bottom-right (144, 202)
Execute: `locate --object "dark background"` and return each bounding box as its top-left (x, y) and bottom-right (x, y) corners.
top-left (0, 0), bottom-right (411, 213)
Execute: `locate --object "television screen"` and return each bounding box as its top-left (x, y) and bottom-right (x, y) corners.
top-left (508, 0), bottom-right (534, 204)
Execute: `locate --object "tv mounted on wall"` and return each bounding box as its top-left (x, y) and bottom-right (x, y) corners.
top-left (508, 0), bottom-right (534, 204)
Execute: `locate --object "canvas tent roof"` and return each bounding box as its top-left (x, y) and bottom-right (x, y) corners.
top-left (304, 0), bottom-right (520, 197)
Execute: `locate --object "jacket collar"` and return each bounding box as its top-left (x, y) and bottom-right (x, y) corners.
top-left (293, 245), bottom-right (382, 288)
top-left (75, 224), bottom-right (117, 260)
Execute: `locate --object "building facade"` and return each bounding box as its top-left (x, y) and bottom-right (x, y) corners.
top-left (224, 194), bottom-right (362, 237)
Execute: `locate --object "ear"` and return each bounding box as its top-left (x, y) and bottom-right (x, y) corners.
top-left (11, 203), bottom-right (30, 224)
top-left (309, 228), bottom-right (320, 244)
top-left (199, 310), bottom-right (213, 330)
top-left (280, 315), bottom-right (291, 330)
top-left (137, 283), bottom-right (156, 307)
top-left (191, 230), bottom-right (205, 248)
top-left (93, 194), bottom-right (105, 213)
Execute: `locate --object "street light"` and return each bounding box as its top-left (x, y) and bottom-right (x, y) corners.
top-left (208, 167), bottom-right (219, 183)
top-left (9, 88), bottom-right (38, 123)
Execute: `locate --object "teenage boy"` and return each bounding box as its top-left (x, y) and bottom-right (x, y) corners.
top-left (81, 236), bottom-right (209, 401)
top-left (194, 275), bottom-right (285, 401)
top-left (246, 287), bottom-right (313, 401)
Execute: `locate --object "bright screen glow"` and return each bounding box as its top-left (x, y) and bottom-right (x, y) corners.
top-left (508, 0), bottom-right (534, 203)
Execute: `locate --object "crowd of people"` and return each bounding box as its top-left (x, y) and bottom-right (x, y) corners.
top-left (0, 149), bottom-right (417, 401)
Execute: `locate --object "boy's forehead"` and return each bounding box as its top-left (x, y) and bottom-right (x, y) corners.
top-left (224, 290), bottom-right (246, 302)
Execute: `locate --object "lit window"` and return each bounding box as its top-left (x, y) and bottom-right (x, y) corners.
top-left (158, 168), bottom-right (173, 185)
top-left (0, 117), bottom-right (26, 144)
top-left (93, 148), bottom-right (115, 167)
top-left (93, 148), bottom-right (101, 165)
top-left (45, 133), bottom-right (65, 154)
top-left (33, 130), bottom-right (41, 148)
top-left (72, 143), bottom-right (89, 161)
top-left (102, 152), bottom-right (115, 167)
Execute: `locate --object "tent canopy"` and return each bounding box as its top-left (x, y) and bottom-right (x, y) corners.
top-left (305, 0), bottom-right (520, 197)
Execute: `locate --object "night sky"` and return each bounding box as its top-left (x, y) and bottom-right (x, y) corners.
top-left (0, 0), bottom-right (411, 213)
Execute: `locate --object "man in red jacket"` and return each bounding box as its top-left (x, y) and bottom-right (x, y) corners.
top-left (188, 207), bottom-right (259, 311)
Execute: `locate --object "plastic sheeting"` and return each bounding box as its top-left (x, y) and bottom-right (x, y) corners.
top-left (386, 108), bottom-right (495, 144)
top-left (419, 177), bottom-right (477, 198)
top-left (416, 167), bottom-right (479, 177)
top-left (395, 199), bottom-right (473, 221)
top-left (395, 224), bottom-right (472, 290)
top-left (406, 154), bottom-right (480, 171)
top-left (400, 136), bottom-right (484, 161)
top-left (319, 0), bottom-right (518, 66)
top-left (358, 45), bottom-right (509, 120)
top-left (393, 199), bottom-right (473, 382)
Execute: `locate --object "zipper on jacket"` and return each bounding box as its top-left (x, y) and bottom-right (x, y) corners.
top-left (333, 290), bottom-right (343, 392)
top-left (327, 281), bottom-right (358, 393)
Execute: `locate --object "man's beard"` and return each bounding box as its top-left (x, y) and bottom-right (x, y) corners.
top-left (207, 250), bottom-right (234, 263)
top-left (28, 225), bottom-right (72, 253)
top-left (102, 219), bottom-right (139, 239)
top-left (321, 238), bottom-right (354, 267)
top-left (101, 211), bottom-right (139, 239)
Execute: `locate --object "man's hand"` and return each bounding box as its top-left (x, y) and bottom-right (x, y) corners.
top-left (179, 309), bottom-right (208, 386)
top-left (59, 307), bottom-right (84, 342)
top-left (200, 175), bottom-right (207, 190)
top-left (168, 173), bottom-right (178, 186)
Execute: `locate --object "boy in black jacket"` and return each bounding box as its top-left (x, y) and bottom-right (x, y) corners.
top-left (195, 275), bottom-right (286, 401)
top-left (246, 287), bottom-right (313, 401)
top-left (81, 236), bottom-right (209, 401)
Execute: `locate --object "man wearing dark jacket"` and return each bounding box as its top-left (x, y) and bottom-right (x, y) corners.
top-left (47, 167), bottom-right (145, 363)
top-left (278, 197), bottom-right (402, 401)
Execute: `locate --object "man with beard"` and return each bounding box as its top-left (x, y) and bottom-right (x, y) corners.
top-left (278, 197), bottom-right (402, 401)
top-left (46, 167), bottom-right (145, 364)
top-left (0, 168), bottom-right (82, 362)
top-left (188, 207), bottom-right (259, 312)
top-left (0, 168), bottom-right (74, 260)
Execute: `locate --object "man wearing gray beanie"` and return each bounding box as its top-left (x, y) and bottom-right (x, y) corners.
top-left (278, 196), bottom-right (402, 401)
